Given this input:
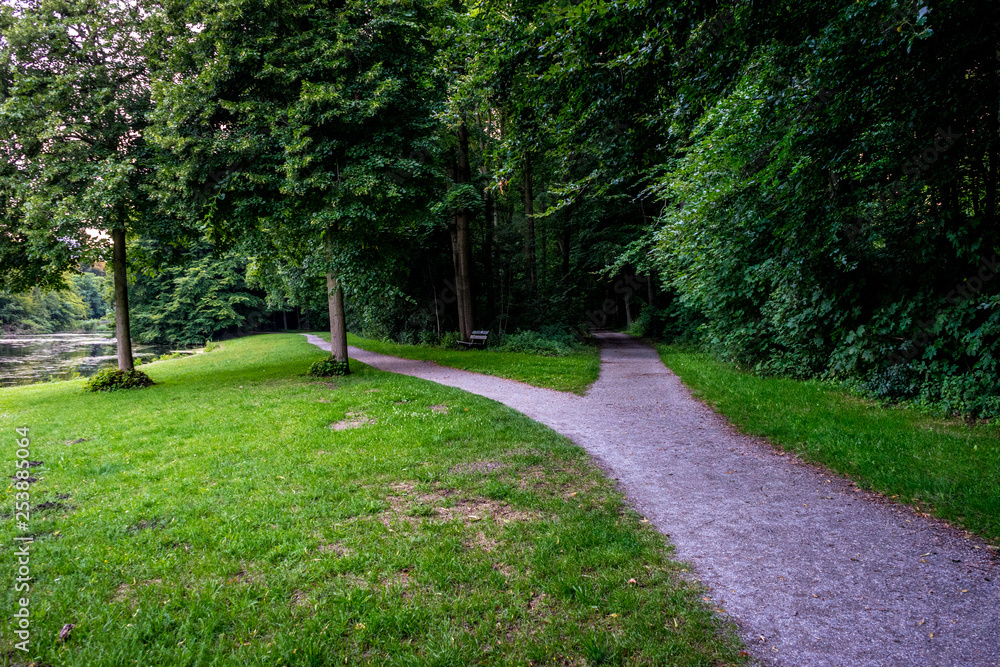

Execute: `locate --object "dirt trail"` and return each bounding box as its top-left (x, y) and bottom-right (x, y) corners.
top-left (304, 332), bottom-right (1000, 666)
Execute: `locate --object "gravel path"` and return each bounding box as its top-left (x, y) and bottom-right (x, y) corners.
top-left (304, 332), bottom-right (1000, 666)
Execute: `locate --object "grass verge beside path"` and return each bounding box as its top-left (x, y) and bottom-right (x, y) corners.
top-left (658, 345), bottom-right (1000, 543)
top-left (328, 332), bottom-right (600, 395)
top-left (0, 334), bottom-right (746, 665)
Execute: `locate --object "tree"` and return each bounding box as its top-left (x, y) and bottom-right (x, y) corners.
top-left (130, 245), bottom-right (266, 346)
top-left (0, 0), bottom-right (159, 371)
top-left (151, 0), bottom-right (448, 373)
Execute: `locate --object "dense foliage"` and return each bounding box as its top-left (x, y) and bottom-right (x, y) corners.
top-left (2, 0), bottom-right (998, 415)
top-left (130, 250), bottom-right (266, 346)
top-left (0, 269), bottom-right (107, 333)
top-left (640, 0), bottom-right (1000, 417)
top-left (83, 367), bottom-right (155, 392)
top-left (307, 355), bottom-right (351, 377)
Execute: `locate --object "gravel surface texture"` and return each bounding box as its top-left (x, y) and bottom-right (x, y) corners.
top-left (304, 332), bottom-right (1000, 666)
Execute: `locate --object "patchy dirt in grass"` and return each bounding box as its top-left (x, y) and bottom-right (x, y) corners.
top-left (114, 578), bottom-right (163, 607)
top-left (466, 531), bottom-right (501, 553)
top-left (317, 542), bottom-right (352, 557)
top-left (429, 404), bottom-right (449, 413)
top-left (307, 382), bottom-right (339, 390)
top-left (34, 501), bottom-right (73, 512)
top-left (381, 484), bottom-right (540, 527)
top-left (228, 566), bottom-right (266, 587)
top-left (502, 462), bottom-right (606, 503)
top-left (492, 562), bottom-right (515, 577)
top-left (126, 518), bottom-right (165, 533)
top-left (449, 460), bottom-right (507, 475)
top-left (329, 412), bottom-right (376, 430)
top-left (335, 573), bottom-right (368, 588)
top-left (290, 589), bottom-right (312, 610)
top-left (380, 570), bottom-right (413, 590)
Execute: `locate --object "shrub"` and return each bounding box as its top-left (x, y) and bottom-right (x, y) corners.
top-left (84, 368), bottom-right (155, 392)
top-left (153, 352), bottom-right (185, 362)
top-left (395, 330), bottom-right (417, 346)
top-left (496, 326), bottom-right (583, 356)
top-left (308, 355), bottom-right (350, 376)
top-left (625, 309), bottom-right (651, 338)
top-left (439, 331), bottom-right (464, 350)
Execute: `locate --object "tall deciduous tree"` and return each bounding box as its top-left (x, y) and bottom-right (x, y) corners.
top-left (152, 0), bottom-right (447, 372)
top-left (0, 0), bottom-right (159, 371)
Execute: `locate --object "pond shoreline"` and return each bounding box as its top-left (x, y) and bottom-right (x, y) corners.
top-left (0, 332), bottom-right (172, 387)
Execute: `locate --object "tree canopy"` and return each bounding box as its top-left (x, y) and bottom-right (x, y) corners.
top-left (2, 0), bottom-right (999, 415)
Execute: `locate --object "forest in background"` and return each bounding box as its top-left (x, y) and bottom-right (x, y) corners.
top-left (2, 0), bottom-right (999, 416)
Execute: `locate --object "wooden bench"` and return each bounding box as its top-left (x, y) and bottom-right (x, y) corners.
top-left (457, 330), bottom-right (489, 348)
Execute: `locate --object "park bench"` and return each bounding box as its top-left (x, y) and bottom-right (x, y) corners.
top-left (457, 330), bottom-right (489, 349)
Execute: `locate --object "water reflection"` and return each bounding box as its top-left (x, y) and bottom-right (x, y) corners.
top-left (0, 333), bottom-right (171, 387)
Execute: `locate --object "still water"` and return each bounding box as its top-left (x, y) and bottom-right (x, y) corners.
top-left (0, 333), bottom-right (171, 387)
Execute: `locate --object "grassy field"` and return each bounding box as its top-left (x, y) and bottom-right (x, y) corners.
top-left (328, 333), bottom-right (600, 395)
top-left (0, 334), bottom-right (746, 666)
top-left (658, 345), bottom-right (1000, 543)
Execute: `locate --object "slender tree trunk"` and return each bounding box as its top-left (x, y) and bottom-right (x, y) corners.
top-left (111, 227), bottom-right (134, 372)
top-left (433, 286), bottom-right (441, 337)
top-left (323, 227), bottom-right (350, 373)
top-left (283, 310), bottom-right (288, 331)
top-left (988, 139), bottom-right (998, 237)
top-left (539, 208), bottom-right (546, 288)
top-left (450, 123), bottom-right (475, 339)
top-left (482, 165), bottom-right (495, 322)
top-left (523, 154), bottom-right (537, 292)
top-left (558, 225), bottom-right (570, 279)
top-left (326, 272), bottom-right (349, 371)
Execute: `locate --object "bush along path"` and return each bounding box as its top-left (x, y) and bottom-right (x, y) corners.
top-left (305, 332), bottom-right (1000, 666)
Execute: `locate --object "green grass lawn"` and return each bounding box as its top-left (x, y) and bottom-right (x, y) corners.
top-left (658, 345), bottom-right (1000, 543)
top-left (0, 334), bottom-right (746, 666)
top-left (324, 332), bottom-right (600, 395)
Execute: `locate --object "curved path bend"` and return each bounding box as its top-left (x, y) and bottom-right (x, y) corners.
top-left (304, 332), bottom-right (1000, 666)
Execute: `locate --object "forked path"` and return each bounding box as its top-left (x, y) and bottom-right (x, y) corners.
top-left (304, 332), bottom-right (1000, 666)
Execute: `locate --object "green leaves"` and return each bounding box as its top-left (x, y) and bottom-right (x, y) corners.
top-left (0, 0), bottom-right (159, 290)
top-left (150, 0), bottom-right (449, 304)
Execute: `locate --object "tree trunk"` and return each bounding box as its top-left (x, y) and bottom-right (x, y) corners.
top-left (111, 227), bottom-right (134, 372)
top-left (323, 226), bottom-right (350, 373)
top-left (326, 272), bottom-right (350, 371)
top-left (988, 139), bottom-right (998, 237)
top-left (558, 225), bottom-right (570, 280)
top-left (539, 206), bottom-right (546, 287)
top-left (283, 310), bottom-right (288, 331)
top-left (523, 154), bottom-right (537, 292)
top-left (483, 174), bottom-right (495, 321)
top-left (450, 123), bottom-right (475, 339)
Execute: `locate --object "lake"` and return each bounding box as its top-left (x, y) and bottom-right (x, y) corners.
top-left (0, 333), bottom-right (172, 387)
